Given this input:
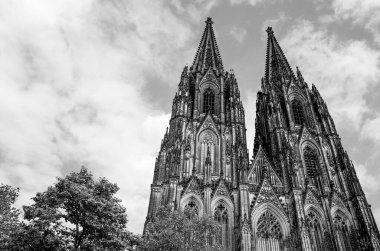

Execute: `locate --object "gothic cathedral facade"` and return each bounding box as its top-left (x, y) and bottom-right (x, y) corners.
top-left (144, 18), bottom-right (380, 251)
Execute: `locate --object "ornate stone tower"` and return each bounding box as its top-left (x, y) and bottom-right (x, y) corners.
top-left (239, 27), bottom-right (380, 251)
top-left (145, 17), bottom-right (248, 250)
top-left (144, 18), bottom-right (380, 251)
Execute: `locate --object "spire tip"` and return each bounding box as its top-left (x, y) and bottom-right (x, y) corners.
top-left (266, 26), bottom-right (274, 35)
top-left (205, 17), bottom-right (213, 24)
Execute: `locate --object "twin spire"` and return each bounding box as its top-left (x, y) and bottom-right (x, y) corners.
top-left (192, 19), bottom-right (297, 85)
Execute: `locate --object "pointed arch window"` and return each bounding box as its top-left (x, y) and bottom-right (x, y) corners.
top-left (256, 211), bottom-right (283, 239)
top-left (214, 204), bottom-right (229, 248)
top-left (203, 88), bottom-right (215, 114)
top-left (184, 200), bottom-right (199, 219)
top-left (304, 147), bottom-right (318, 183)
top-left (333, 213), bottom-right (352, 251)
top-left (255, 211), bottom-right (283, 250)
top-left (306, 211), bottom-right (324, 251)
top-left (292, 99), bottom-right (305, 125)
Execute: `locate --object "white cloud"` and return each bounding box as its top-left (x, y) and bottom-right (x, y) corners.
top-left (281, 20), bottom-right (380, 131)
top-left (229, 0), bottom-right (264, 6)
top-left (229, 26), bottom-right (247, 43)
top-left (260, 12), bottom-right (288, 41)
top-left (374, 207), bottom-right (380, 230)
top-left (326, 0), bottom-right (380, 43)
top-left (0, 0), bottom-right (216, 234)
top-left (360, 115), bottom-right (380, 144)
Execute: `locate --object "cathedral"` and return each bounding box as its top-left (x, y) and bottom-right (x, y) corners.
top-left (144, 17), bottom-right (380, 251)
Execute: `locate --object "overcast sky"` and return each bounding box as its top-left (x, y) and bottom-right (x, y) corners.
top-left (0, 0), bottom-right (380, 234)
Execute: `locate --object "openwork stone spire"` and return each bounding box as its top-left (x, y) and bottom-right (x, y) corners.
top-left (191, 17), bottom-right (224, 74)
top-left (264, 27), bottom-right (295, 86)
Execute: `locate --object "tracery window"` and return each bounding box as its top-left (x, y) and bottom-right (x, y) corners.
top-left (333, 213), bottom-right (352, 251)
top-left (184, 201), bottom-right (199, 219)
top-left (306, 211), bottom-right (324, 251)
top-left (304, 146), bottom-right (318, 182)
top-left (292, 99), bottom-right (305, 125)
top-left (203, 88), bottom-right (215, 114)
top-left (256, 211), bottom-right (283, 239)
top-left (214, 204), bottom-right (229, 248)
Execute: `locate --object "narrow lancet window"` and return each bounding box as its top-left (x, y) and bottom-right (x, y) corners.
top-left (203, 88), bottom-right (215, 114)
top-left (214, 204), bottom-right (229, 248)
top-left (292, 99), bottom-right (304, 125)
top-left (304, 147), bottom-right (318, 183)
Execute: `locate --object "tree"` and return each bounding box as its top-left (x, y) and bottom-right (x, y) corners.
top-left (142, 206), bottom-right (227, 251)
top-left (0, 184), bottom-right (22, 249)
top-left (16, 167), bottom-right (136, 250)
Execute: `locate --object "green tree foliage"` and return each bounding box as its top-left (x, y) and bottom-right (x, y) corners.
top-left (11, 167), bottom-right (138, 250)
top-left (0, 184), bottom-right (21, 249)
top-left (143, 206), bottom-right (227, 251)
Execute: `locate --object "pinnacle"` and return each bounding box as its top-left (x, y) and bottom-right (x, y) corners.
top-left (266, 26), bottom-right (274, 35)
top-left (264, 25), bottom-right (295, 85)
top-left (191, 17), bottom-right (224, 73)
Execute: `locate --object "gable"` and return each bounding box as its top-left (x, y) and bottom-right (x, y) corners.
top-left (202, 68), bottom-right (217, 83)
top-left (304, 190), bottom-right (320, 206)
top-left (287, 80), bottom-right (306, 98)
top-left (198, 113), bottom-right (217, 133)
top-left (252, 178), bottom-right (284, 211)
top-left (213, 179), bottom-right (230, 198)
top-left (248, 145), bottom-right (283, 186)
top-left (183, 177), bottom-right (201, 195)
top-left (331, 192), bottom-right (347, 209)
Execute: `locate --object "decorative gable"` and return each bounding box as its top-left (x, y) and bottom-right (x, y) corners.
top-left (199, 113), bottom-right (217, 132)
top-left (202, 68), bottom-right (217, 83)
top-left (331, 192), bottom-right (346, 209)
top-left (248, 145), bottom-right (283, 186)
top-left (183, 177), bottom-right (201, 195)
top-left (304, 190), bottom-right (320, 206)
top-left (252, 178), bottom-right (284, 211)
top-left (299, 126), bottom-right (313, 142)
top-left (287, 80), bottom-right (305, 97)
top-left (213, 179), bottom-right (230, 198)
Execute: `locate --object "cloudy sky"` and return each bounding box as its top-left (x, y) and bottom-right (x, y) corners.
top-left (0, 0), bottom-right (380, 234)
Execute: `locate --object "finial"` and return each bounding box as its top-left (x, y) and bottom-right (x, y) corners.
top-left (205, 17), bottom-right (213, 24)
top-left (266, 26), bottom-right (274, 35)
top-left (296, 66), bottom-right (304, 83)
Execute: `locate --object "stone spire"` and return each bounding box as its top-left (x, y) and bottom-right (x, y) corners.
top-left (264, 27), bottom-right (295, 86)
top-left (191, 17), bottom-right (224, 74)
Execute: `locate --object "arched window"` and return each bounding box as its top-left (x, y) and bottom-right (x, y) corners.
top-left (304, 146), bottom-right (318, 183)
top-left (292, 99), bottom-right (304, 125)
top-left (306, 211), bottom-right (324, 251)
top-left (184, 200), bottom-right (199, 219)
top-left (203, 88), bottom-right (215, 114)
top-left (214, 204), bottom-right (229, 248)
top-left (333, 213), bottom-right (352, 251)
top-left (255, 211), bottom-right (283, 250)
top-left (256, 211), bottom-right (283, 239)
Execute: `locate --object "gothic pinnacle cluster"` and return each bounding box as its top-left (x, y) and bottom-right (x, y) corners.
top-left (145, 18), bottom-right (380, 251)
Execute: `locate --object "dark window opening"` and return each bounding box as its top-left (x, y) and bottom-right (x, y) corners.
top-left (304, 147), bottom-right (318, 180)
top-left (292, 99), bottom-right (304, 125)
top-left (203, 88), bottom-right (215, 114)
